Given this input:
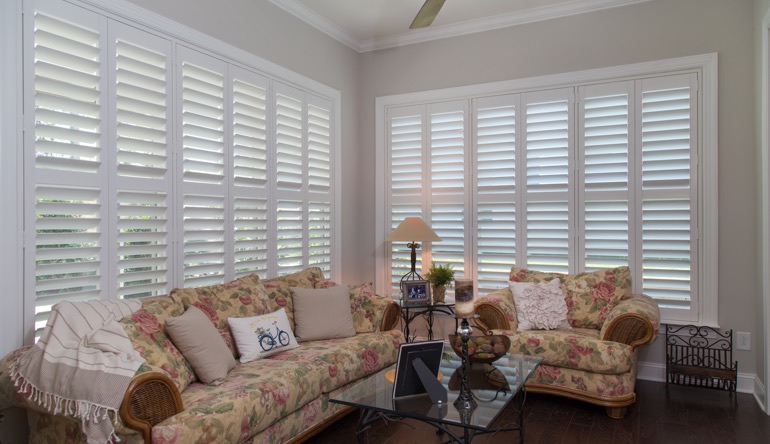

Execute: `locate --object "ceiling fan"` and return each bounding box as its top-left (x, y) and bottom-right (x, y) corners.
top-left (410, 0), bottom-right (446, 29)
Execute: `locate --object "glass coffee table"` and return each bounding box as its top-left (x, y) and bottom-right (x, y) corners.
top-left (330, 350), bottom-right (543, 444)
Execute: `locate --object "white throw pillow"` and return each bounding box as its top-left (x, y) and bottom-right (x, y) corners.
top-left (508, 279), bottom-right (571, 331)
top-left (290, 286), bottom-right (356, 342)
top-left (228, 308), bottom-right (299, 363)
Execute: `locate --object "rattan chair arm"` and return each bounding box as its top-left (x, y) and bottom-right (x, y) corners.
top-left (601, 294), bottom-right (660, 348)
top-left (119, 372), bottom-right (183, 443)
top-left (380, 301), bottom-right (401, 332)
top-left (474, 302), bottom-right (511, 334)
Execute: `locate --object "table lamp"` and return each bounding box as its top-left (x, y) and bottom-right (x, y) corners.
top-left (385, 217), bottom-right (441, 289)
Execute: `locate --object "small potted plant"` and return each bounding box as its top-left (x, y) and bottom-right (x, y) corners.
top-left (425, 262), bottom-right (454, 304)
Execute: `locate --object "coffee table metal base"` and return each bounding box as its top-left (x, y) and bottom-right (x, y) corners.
top-left (353, 389), bottom-right (528, 444)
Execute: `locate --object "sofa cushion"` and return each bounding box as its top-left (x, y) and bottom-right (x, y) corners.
top-left (267, 330), bottom-right (404, 393)
top-left (170, 273), bottom-right (269, 357)
top-left (509, 279), bottom-right (571, 331)
top-left (509, 266), bottom-right (632, 329)
top-left (119, 296), bottom-right (196, 392)
top-left (166, 306), bottom-right (236, 385)
top-left (152, 359), bottom-right (325, 443)
top-left (494, 328), bottom-right (634, 374)
top-left (228, 308), bottom-right (300, 363)
top-left (260, 267), bottom-right (326, 331)
top-left (528, 361), bottom-right (637, 400)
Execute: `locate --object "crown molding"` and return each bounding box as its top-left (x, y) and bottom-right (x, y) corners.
top-left (269, 0), bottom-right (651, 53)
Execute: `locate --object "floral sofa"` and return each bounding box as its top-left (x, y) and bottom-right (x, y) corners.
top-left (473, 266), bottom-right (660, 419)
top-left (0, 267), bottom-right (402, 443)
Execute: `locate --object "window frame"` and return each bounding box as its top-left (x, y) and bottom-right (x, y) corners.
top-left (375, 54), bottom-right (718, 327)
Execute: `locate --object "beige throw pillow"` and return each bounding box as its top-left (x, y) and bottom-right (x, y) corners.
top-left (165, 305), bottom-right (236, 385)
top-left (290, 286), bottom-right (356, 342)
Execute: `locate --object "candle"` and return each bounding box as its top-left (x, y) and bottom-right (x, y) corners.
top-left (454, 279), bottom-right (475, 317)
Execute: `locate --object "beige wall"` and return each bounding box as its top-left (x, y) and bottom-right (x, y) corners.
top-left (359, 0), bottom-right (758, 372)
top-left (755, 0), bottom-right (770, 397)
top-left (124, 0), bottom-right (368, 283)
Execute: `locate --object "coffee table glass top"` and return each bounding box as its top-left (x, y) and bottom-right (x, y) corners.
top-left (330, 349), bottom-right (543, 431)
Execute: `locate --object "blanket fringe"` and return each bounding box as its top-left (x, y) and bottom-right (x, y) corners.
top-left (10, 356), bottom-right (122, 443)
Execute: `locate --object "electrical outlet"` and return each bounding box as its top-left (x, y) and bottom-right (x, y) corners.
top-left (736, 331), bottom-right (751, 350)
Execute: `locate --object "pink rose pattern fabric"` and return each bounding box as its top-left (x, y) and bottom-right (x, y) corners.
top-left (260, 267), bottom-right (327, 331)
top-left (529, 360), bottom-right (637, 401)
top-left (170, 273), bottom-right (268, 357)
top-left (473, 287), bottom-right (519, 330)
top-left (509, 266), bottom-right (632, 329)
top-left (599, 293), bottom-right (661, 344)
top-left (493, 328), bottom-right (634, 374)
top-left (119, 296), bottom-right (196, 392)
top-left (316, 280), bottom-right (395, 333)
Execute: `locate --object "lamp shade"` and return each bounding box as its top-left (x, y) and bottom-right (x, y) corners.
top-left (385, 217), bottom-right (441, 243)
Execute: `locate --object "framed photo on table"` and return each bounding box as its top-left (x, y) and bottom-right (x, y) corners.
top-left (401, 280), bottom-right (431, 306)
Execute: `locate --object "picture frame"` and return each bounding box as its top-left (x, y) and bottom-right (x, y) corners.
top-left (401, 279), bottom-right (431, 306)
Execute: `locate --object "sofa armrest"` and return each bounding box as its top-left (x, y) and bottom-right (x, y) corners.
top-left (119, 370), bottom-right (183, 443)
top-left (600, 293), bottom-right (661, 348)
top-left (473, 287), bottom-right (517, 334)
top-left (380, 300), bottom-right (401, 332)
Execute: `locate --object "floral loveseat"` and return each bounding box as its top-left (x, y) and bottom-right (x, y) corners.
top-left (473, 266), bottom-right (659, 419)
top-left (0, 267), bottom-right (402, 443)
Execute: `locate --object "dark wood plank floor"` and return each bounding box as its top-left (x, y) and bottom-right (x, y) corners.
top-left (306, 380), bottom-right (770, 444)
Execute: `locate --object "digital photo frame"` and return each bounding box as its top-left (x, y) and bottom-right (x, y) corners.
top-left (392, 340), bottom-right (447, 403)
top-left (401, 279), bottom-right (431, 306)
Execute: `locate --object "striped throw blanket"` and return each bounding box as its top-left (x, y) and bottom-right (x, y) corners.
top-left (11, 299), bottom-right (145, 444)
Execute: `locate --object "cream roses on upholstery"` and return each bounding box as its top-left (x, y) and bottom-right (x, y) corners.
top-left (508, 279), bottom-right (571, 331)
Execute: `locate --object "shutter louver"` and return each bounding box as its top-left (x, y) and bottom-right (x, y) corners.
top-left (525, 201), bottom-right (569, 272)
top-left (276, 93), bottom-right (304, 191)
top-left (391, 113), bottom-right (423, 197)
top-left (525, 99), bottom-right (570, 193)
top-left (641, 86), bottom-right (691, 190)
top-left (116, 40), bottom-right (167, 179)
top-left (232, 79), bottom-right (267, 188)
top-left (584, 201), bottom-right (629, 270)
top-left (475, 96), bottom-right (518, 291)
top-left (183, 194), bottom-right (225, 286)
top-left (308, 104), bottom-right (331, 193)
top-left (35, 186), bottom-right (102, 337)
top-left (182, 62), bottom-right (224, 185)
top-left (309, 202), bottom-right (332, 273)
top-left (641, 199), bottom-right (691, 306)
top-left (277, 200), bottom-right (304, 275)
top-left (234, 197), bottom-right (267, 278)
top-left (34, 12), bottom-right (101, 174)
top-left (117, 190), bottom-right (168, 298)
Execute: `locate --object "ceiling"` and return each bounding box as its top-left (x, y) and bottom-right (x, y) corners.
top-left (267, 0), bottom-right (650, 53)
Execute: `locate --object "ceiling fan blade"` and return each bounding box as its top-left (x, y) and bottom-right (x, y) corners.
top-left (410, 0), bottom-right (446, 29)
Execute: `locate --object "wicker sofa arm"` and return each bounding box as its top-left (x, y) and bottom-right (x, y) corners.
top-left (380, 300), bottom-right (401, 331)
top-left (600, 293), bottom-right (661, 348)
top-left (473, 287), bottom-right (517, 334)
top-left (119, 371), bottom-right (183, 443)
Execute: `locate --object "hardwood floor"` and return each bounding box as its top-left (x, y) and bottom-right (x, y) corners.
top-left (306, 380), bottom-right (770, 444)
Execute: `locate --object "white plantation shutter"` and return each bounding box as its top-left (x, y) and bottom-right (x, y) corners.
top-left (523, 89), bottom-right (574, 273)
top-left (179, 49), bottom-right (227, 286)
top-left (579, 83), bottom-right (632, 271)
top-left (116, 191), bottom-right (169, 298)
top-left (639, 74), bottom-right (697, 321)
top-left (387, 106), bottom-right (425, 291)
top-left (231, 68), bottom-right (269, 278)
top-left (29, 3), bottom-right (107, 338)
top-left (309, 201), bottom-right (332, 272)
top-left (474, 95), bottom-right (518, 291)
top-left (429, 102), bottom-right (467, 277)
top-left (113, 25), bottom-right (172, 299)
top-left (277, 200), bottom-right (304, 275)
top-left (34, 186), bottom-right (103, 337)
top-left (308, 104), bottom-right (332, 193)
top-left (275, 87), bottom-right (304, 191)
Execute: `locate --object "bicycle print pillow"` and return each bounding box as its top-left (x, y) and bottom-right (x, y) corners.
top-left (228, 308), bottom-right (300, 363)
